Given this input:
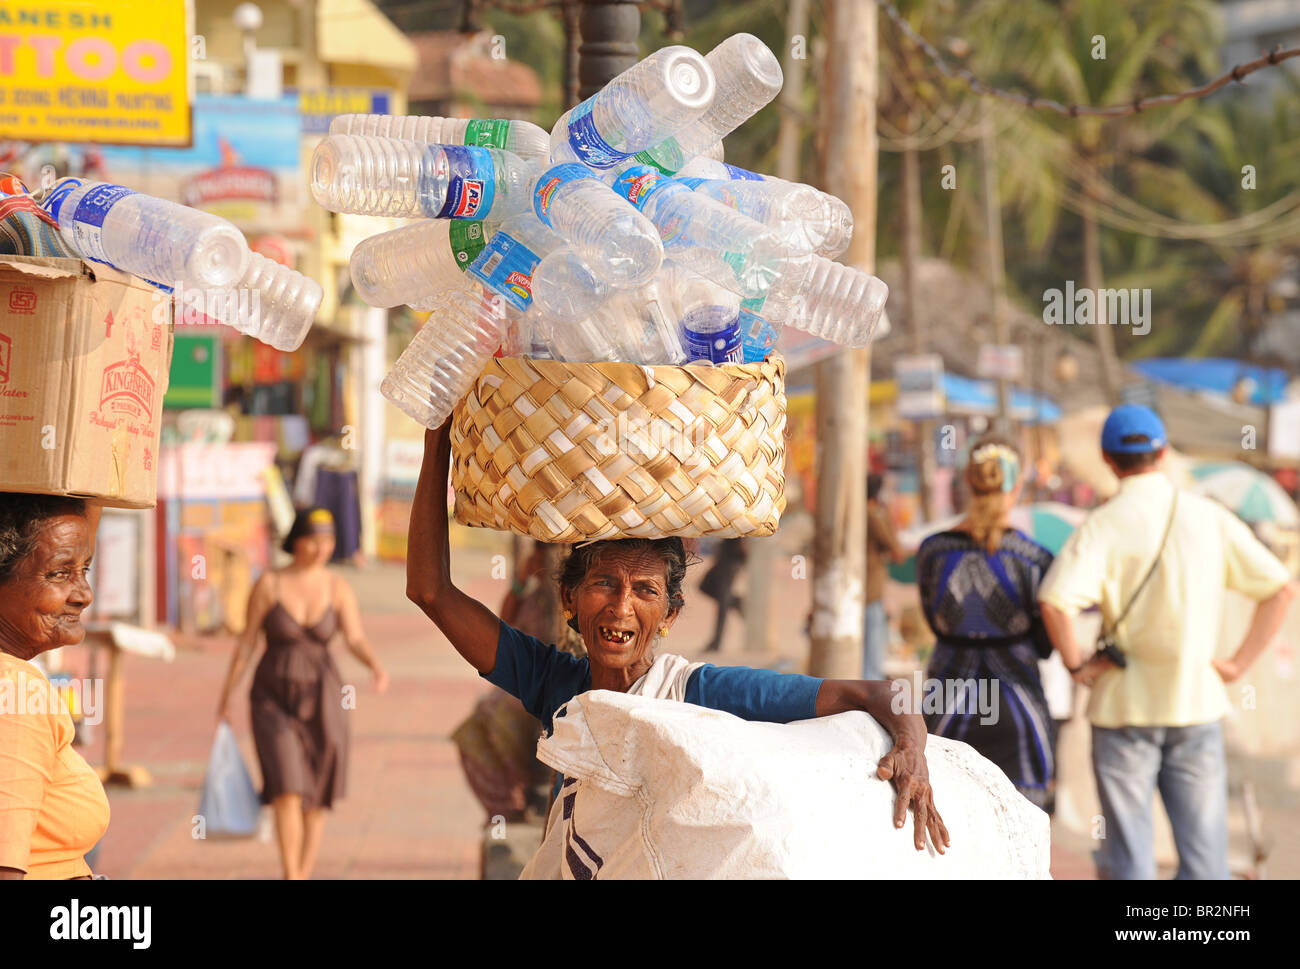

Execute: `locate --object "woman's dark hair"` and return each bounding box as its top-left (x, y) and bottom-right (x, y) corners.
top-left (282, 506), bottom-right (336, 555)
top-left (0, 493), bottom-right (87, 585)
top-left (558, 538), bottom-right (690, 633)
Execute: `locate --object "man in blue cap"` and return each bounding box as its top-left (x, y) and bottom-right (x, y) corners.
top-left (1038, 404), bottom-right (1294, 879)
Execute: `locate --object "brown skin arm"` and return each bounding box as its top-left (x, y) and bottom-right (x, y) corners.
top-left (406, 420), bottom-right (503, 675)
top-left (216, 572), bottom-right (275, 720)
top-left (816, 680), bottom-right (950, 853)
top-left (334, 577), bottom-right (389, 692)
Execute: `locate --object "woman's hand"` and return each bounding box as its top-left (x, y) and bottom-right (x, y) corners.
top-left (372, 665), bottom-right (390, 694)
top-left (1211, 657), bottom-right (1243, 683)
top-left (876, 716), bottom-right (950, 853)
top-left (816, 679), bottom-right (950, 853)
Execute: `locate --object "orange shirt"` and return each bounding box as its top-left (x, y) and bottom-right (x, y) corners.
top-left (0, 652), bottom-right (110, 879)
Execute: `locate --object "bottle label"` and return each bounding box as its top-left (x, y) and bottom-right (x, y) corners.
top-left (739, 307), bottom-right (777, 363)
top-left (435, 146), bottom-right (497, 219)
top-left (611, 165), bottom-right (673, 213)
top-left (464, 119), bottom-right (510, 149)
top-left (724, 164), bottom-right (765, 182)
top-left (673, 176), bottom-right (706, 191)
top-left (631, 137), bottom-right (682, 175)
top-left (467, 231), bottom-right (540, 312)
top-left (448, 220), bottom-right (488, 269)
top-left (533, 163), bottom-right (595, 228)
top-left (70, 182), bottom-right (136, 265)
top-left (681, 311), bottom-right (742, 364)
top-left (41, 177), bottom-right (84, 220)
top-left (565, 97), bottom-right (630, 169)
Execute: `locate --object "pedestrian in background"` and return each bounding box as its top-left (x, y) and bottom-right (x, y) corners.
top-left (864, 474), bottom-right (904, 680)
top-left (916, 436), bottom-right (1058, 809)
top-left (1039, 405), bottom-right (1295, 880)
top-left (216, 508), bottom-right (388, 880)
top-left (699, 538), bottom-right (747, 653)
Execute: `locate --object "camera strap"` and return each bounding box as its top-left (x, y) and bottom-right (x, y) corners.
top-left (1101, 485), bottom-right (1179, 652)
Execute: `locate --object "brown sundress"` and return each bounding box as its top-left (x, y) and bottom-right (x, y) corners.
top-left (249, 583), bottom-right (348, 811)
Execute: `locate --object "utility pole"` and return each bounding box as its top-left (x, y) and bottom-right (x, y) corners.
top-left (577, 0), bottom-right (640, 100)
top-left (809, 0), bottom-right (875, 679)
top-left (900, 135), bottom-right (936, 520)
top-left (979, 101), bottom-right (1012, 428)
top-left (742, 0), bottom-right (810, 657)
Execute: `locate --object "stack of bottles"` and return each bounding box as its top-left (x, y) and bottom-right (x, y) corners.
top-left (39, 177), bottom-right (322, 352)
top-left (311, 33), bottom-right (888, 429)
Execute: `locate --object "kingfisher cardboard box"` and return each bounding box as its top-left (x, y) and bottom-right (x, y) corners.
top-left (0, 255), bottom-right (174, 508)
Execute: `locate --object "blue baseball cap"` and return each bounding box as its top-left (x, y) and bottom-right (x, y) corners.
top-left (1101, 404), bottom-right (1167, 453)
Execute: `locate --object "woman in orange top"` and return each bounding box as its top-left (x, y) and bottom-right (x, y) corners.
top-left (0, 494), bottom-right (109, 880)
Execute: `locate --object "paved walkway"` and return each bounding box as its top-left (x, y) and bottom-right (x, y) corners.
top-left (57, 528), bottom-right (1293, 879)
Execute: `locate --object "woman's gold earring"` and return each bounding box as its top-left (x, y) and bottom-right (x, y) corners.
top-left (563, 610), bottom-right (573, 620)
top-left (658, 626), bottom-right (668, 637)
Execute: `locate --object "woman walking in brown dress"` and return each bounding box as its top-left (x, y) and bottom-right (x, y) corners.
top-left (216, 508), bottom-right (388, 879)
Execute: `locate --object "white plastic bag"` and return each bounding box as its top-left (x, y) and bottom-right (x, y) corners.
top-left (526, 691), bottom-right (1052, 879)
top-left (197, 722), bottom-right (262, 839)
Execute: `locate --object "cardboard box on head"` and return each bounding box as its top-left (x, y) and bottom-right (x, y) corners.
top-left (0, 255), bottom-right (174, 508)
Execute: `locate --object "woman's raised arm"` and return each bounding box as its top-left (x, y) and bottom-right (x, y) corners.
top-left (406, 418), bottom-right (505, 675)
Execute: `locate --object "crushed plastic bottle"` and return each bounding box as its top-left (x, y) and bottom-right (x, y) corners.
top-left (329, 114), bottom-right (550, 165)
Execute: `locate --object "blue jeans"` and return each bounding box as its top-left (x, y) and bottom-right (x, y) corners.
top-left (1091, 721), bottom-right (1230, 880)
top-left (862, 600), bottom-right (889, 680)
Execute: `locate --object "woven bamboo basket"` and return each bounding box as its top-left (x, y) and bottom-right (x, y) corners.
top-left (450, 355), bottom-right (786, 542)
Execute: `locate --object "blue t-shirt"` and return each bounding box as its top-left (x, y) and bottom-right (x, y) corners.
top-left (483, 620), bottom-right (823, 734)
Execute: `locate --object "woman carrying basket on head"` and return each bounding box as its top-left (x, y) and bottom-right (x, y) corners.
top-left (406, 417), bottom-right (950, 876)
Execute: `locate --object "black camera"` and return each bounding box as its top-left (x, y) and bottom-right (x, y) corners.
top-left (1095, 636), bottom-right (1128, 669)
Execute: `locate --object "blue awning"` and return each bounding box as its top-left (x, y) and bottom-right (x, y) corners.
top-left (1129, 358), bottom-right (1289, 406)
top-left (942, 373), bottom-right (1062, 423)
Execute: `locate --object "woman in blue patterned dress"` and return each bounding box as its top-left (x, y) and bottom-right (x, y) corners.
top-left (916, 435), bottom-right (1056, 810)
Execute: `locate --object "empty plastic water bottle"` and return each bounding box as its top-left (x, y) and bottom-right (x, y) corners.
top-left (231, 254), bottom-right (324, 352)
top-left (533, 164), bottom-right (663, 288)
top-left (738, 301), bottom-right (780, 362)
top-left (677, 176), bottom-right (830, 255)
top-left (677, 157), bottom-right (854, 258)
top-left (630, 34), bottom-right (781, 175)
top-left (350, 219), bottom-right (491, 309)
top-left (751, 254), bottom-right (889, 347)
top-left (311, 135), bottom-right (533, 220)
top-left (466, 212), bottom-right (567, 312)
top-left (530, 247), bottom-right (612, 325)
top-left (611, 165), bottom-right (793, 299)
top-left (329, 114), bottom-right (550, 165)
top-left (550, 45), bottom-right (716, 169)
top-left (43, 178), bottom-right (249, 289)
top-left (676, 270), bottom-right (742, 364)
top-left (381, 286), bottom-right (505, 429)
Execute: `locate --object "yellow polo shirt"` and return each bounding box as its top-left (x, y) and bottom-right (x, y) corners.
top-left (1038, 471), bottom-right (1291, 728)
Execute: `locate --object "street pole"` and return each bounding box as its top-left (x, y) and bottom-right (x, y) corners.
top-left (578, 0), bottom-right (640, 100)
top-left (809, 0), bottom-right (875, 679)
top-left (742, 0), bottom-right (810, 657)
top-left (901, 137), bottom-right (936, 520)
top-left (546, 0), bottom-right (641, 646)
top-left (979, 102), bottom-right (1011, 429)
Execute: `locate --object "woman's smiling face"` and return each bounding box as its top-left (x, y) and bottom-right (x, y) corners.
top-left (563, 546), bottom-right (679, 671)
top-left (0, 515), bottom-right (95, 659)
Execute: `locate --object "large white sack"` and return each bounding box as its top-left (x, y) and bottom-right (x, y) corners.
top-left (527, 690), bottom-right (1052, 879)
